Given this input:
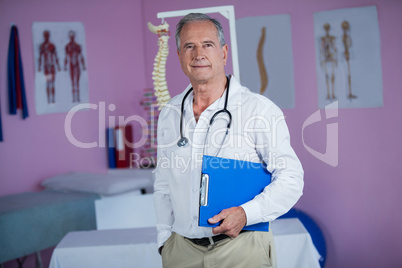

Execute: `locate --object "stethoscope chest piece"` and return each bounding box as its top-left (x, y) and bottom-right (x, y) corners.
top-left (177, 137), bottom-right (189, 147)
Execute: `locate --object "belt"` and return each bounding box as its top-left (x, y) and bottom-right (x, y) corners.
top-left (188, 231), bottom-right (248, 247)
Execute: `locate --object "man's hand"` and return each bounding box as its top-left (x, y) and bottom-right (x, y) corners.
top-left (208, 206), bottom-right (247, 238)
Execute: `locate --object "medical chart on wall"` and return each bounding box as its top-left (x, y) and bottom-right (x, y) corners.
top-left (314, 6), bottom-right (383, 109)
top-left (236, 14), bottom-right (295, 109)
top-left (32, 22), bottom-right (89, 115)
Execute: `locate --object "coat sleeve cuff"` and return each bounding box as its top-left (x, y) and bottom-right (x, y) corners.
top-left (157, 228), bottom-right (172, 249)
top-left (241, 200), bottom-right (262, 226)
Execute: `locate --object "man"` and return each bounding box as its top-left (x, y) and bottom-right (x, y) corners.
top-left (154, 13), bottom-right (304, 268)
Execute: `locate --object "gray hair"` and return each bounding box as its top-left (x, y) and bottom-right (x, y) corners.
top-left (175, 13), bottom-right (226, 51)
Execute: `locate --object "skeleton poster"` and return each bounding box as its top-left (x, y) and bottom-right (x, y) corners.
top-left (314, 6), bottom-right (383, 109)
top-left (32, 22), bottom-right (88, 114)
top-left (237, 14), bottom-right (295, 109)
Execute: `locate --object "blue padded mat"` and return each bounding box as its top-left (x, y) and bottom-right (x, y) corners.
top-left (279, 208), bottom-right (327, 267)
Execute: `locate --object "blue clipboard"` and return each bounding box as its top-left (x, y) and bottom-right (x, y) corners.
top-left (198, 155), bottom-right (271, 232)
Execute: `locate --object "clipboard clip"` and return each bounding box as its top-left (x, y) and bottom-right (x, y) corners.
top-left (200, 173), bottom-right (209, 206)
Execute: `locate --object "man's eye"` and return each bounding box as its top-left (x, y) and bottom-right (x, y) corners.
top-left (185, 45), bottom-right (193, 50)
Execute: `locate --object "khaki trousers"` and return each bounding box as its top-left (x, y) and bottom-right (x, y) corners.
top-left (162, 231), bottom-right (277, 268)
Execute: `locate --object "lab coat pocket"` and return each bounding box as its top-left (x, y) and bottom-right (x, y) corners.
top-left (159, 128), bottom-right (193, 174)
top-left (159, 128), bottom-right (178, 149)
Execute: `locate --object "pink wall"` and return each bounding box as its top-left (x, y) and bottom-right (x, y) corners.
top-left (1, 0), bottom-right (402, 267)
top-left (0, 0), bottom-right (148, 195)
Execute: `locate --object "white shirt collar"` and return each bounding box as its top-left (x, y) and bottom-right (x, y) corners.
top-left (181, 75), bottom-right (243, 113)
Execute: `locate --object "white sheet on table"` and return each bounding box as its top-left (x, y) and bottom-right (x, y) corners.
top-left (95, 193), bottom-right (156, 230)
top-left (272, 218), bottom-right (321, 268)
top-left (50, 219), bottom-right (321, 268)
top-left (49, 227), bottom-right (161, 268)
top-left (41, 171), bottom-right (153, 196)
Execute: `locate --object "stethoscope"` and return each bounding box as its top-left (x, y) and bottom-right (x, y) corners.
top-left (177, 76), bottom-right (232, 151)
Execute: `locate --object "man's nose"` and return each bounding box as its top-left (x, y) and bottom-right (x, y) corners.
top-left (193, 48), bottom-right (205, 60)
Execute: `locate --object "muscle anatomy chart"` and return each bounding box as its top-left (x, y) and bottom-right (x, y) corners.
top-left (33, 22), bottom-right (89, 114)
top-left (257, 27), bottom-right (268, 95)
top-left (148, 22), bottom-right (171, 110)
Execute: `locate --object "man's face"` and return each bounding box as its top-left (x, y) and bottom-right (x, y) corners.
top-left (177, 21), bottom-right (228, 84)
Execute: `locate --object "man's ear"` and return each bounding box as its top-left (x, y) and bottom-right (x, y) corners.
top-left (177, 50), bottom-right (181, 63)
top-left (222, 44), bottom-right (228, 66)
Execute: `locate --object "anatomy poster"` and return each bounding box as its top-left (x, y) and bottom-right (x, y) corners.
top-left (32, 22), bottom-right (88, 114)
top-left (237, 14), bottom-right (295, 109)
top-left (314, 6), bottom-right (383, 109)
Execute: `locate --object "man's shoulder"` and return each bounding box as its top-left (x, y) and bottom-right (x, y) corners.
top-left (230, 76), bottom-right (280, 112)
top-left (238, 86), bottom-right (281, 114)
top-left (167, 94), bottom-right (182, 106)
top-left (162, 85), bottom-right (192, 108)
top-left (160, 95), bottom-right (181, 113)
top-left (157, 89), bottom-right (187, 120)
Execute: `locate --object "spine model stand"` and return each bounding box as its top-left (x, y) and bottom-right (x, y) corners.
top-left (148, 22), bottom-right (171, 110)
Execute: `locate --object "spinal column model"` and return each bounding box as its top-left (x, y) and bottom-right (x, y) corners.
top-left (148, 22), bottom-right (171, 110)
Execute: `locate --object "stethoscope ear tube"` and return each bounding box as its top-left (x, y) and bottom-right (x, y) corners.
top-left (209, 109), bottom-right (232, 129)
top-left (178, 88), bottom-right (194, 147)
